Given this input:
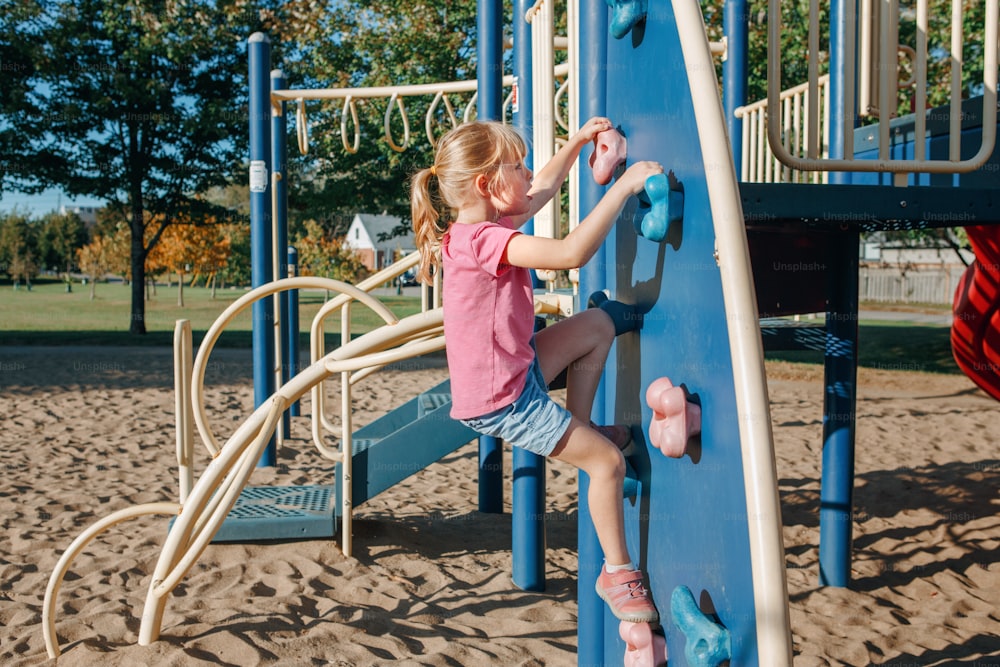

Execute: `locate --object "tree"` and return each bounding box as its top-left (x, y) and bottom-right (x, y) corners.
top-left (217, 220), bottom-right (251, 288)
top-left (148, 214), bottom-right (232, 306)
top-left (295, 219), bottom-right (368, 284)
top-left (38, 211), bottom-right (88, 276)
top-left (76, 233), bottom-right (112, 300)
top-left (5, 0), bottom-right (267, 333)
top-left (0, 210), bottom-right (39, 287)
top-left (264, 0), bottom-right (481, 233)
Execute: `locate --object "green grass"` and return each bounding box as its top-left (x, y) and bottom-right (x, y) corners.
top-left (765, 318), bottom-right (959, 375)
top-left (1, 278), bottom-right (960, 375)
top-left (0, 277), bottom-right (422, 348)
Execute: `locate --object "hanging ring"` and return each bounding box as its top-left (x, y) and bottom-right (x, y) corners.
top-left (296, 99), bottom-right (309, 156)
top-left (464, 92), bottom-right (478, 123)
top-left (384, 93), bottom-right (410, 152)
top-left (425, 91), bottom-right (458, 145)
top-left (341, 96), bottom-right (360, 154)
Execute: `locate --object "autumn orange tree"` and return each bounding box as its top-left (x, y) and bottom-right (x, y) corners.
top-left (148, 215), bottom-right (232, 306)
top-left (73, 221), bottom-right (131, 300)
top-left (294, 219), bottom-right (368, 285)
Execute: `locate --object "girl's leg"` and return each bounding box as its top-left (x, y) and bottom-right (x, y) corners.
top-left (550, 416), bottom-right (659, 624)
top-left (536, 308), bottom-right (626, 562)
top-left (534, 308), bottom-right (616, 418)
top-left (549, 416), bottom-right (630, 565)
top-left (540, 310), bottom-right (658, 622)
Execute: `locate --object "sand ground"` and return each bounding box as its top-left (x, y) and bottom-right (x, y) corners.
top-left (0, 345), bottom-right (997, 666)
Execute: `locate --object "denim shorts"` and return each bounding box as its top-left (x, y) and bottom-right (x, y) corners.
top-left (459, 356), bottom-right (572, 457)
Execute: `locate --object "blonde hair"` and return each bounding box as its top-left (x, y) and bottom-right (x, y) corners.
top-left (410, 121), bottom-right (527, 283)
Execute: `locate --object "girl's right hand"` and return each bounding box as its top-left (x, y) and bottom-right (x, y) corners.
top-left (618, 161), bottom-right (664, 195)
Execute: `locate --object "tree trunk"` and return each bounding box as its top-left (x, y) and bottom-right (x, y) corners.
top-left (129, 201), bottom-right (147, 335)
top-left (177, 271), bottom-right (185, 307)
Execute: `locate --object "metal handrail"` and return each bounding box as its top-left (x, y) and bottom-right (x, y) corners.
top-left (765, 0), bottom-right (997, 175)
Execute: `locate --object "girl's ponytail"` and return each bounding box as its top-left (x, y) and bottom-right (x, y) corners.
top-left (410, 167), bottom-right (445, 283)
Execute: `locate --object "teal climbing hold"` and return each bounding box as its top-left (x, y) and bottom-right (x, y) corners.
top-left (670, 585), bottom-right (732, 667)
top-left (637, 173), bottom-right (684, 243)
top-left (606, 0), bottom-right (648, 39)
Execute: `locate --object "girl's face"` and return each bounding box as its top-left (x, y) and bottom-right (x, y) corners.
top-left (491, 156), bottom-right (533, 217)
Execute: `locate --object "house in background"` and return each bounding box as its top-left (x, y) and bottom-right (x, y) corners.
top-left (343, 213), bottom-right (415, 271)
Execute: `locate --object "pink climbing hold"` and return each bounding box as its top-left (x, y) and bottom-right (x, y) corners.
top-left (620, 620), bottom-right (668, 667)
top-left (645, 377), bottom-right (701, 458)
top-left (589, 127), bottom-right (627, 185)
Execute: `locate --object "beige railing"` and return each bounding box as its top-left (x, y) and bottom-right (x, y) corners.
top-left (735, 74), bottom-right (832, 183)
top-left (763, 0), bottom-right (997, 181)
top-left (42, 276), bottom-right (449, 659)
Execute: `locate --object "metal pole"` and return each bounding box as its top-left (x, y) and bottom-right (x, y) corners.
top-left (724, 0), bottom-right (749, 169)
top-left (271, 68), bottom-right (293, 437)
top-left (272, 68), bottom-right (291, 438)
top-left (477, 0), bottom-right (505, 515)
top-left (511, 0), bottom-right (546, 593)
top-left (818, 0), bottom-right (860, 587)
top-left (819, 229), bottom-right (860, 587)
top-left (286, 246), bottom-right (301, 417)
top-left (248, 32), bottom-right (276, 467)
top-left (577, 0), bottom-right (609, 662)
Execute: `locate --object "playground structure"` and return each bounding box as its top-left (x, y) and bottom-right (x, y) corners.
top-left (42, 0), bottom-right (1000, 665)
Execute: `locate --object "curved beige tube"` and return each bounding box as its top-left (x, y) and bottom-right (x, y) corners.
top-left (42, 502), bottom-right (182, 659)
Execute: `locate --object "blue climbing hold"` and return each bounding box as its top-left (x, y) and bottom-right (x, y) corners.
top-left (606, 0), bottom-right (648, 40)
top-left (638, 173), bottom-right (684, 243)
top-left (587, 290), bottom-right (641, 335)
top-left (670, 585), bottom-right (732, 667)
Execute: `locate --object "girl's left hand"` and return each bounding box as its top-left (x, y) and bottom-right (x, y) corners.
top-left (577, 116), bottom-right (614, 143)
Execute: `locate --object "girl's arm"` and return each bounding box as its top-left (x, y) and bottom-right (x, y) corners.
top-left (504, 160), bottom-right (663, 271)
top-left (506, 117), bottom-right (613, 228)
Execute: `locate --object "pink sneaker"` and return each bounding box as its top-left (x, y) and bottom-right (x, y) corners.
top-left (595, 567), bottom-right (659, 623)
top-left (591, 422), bottom-right (634, 453)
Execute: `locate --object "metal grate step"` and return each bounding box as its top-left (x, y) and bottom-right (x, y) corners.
top-left (212, 484), bottom-right (336, 542)
top-left (418, 391), bottom-right (451, 417)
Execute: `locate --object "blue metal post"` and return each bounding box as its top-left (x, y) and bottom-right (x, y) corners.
top-left (272, 68), bottom-right (291, 438)
top-left (723, 0), bottom-right (749, 168)
top-left (820, 231), bottom-right (860, 587)
top-left (829, 0), bottom-right (856, 177)
top-left (249, 33), bottom-right (276, 467)
top-left (510, 0), bottom-right (547, 593)
top-left (578, 0), bottom-right (609, 661)
top-left (477, 0), bottom-right (505, 515)
top-left (286, 246), bottom-right (301, 416)
top-left (819, 0), bottom-right (860, 587)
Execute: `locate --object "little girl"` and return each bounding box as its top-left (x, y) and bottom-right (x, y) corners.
top-left (410, 118), bottom-right (663, 623)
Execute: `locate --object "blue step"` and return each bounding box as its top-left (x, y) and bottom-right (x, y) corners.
top-left (339, 379), bottom-right (477, 511)
top-left (213, 379), bottom-right (475, 541)
top-left (212, 484), bottom-right (336, 542)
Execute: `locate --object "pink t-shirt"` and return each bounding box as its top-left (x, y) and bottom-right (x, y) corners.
top-left (442, 218), bottom-right (536, 419)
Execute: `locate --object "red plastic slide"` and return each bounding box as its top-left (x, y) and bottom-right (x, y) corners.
top-left (951, 225), bottom-right (1000, 401)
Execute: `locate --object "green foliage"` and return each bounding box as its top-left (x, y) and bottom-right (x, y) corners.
top-left (37, 210), bottom-right (88, 272)
top-left (1, 0), bottom-right (271, 332)
top-left (0, 209), bottom-right (39, 283)
top-left (217, 220), bottom-right (252, 288)
top-left (269, 0), bottom-right (482, 229)
top-left (701, 0), bottom-right (992, 110)
top-left (294, 218), bottom-right (369, 283)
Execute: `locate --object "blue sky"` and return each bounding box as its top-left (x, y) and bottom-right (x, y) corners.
top-left (0, 188), bottom-right (105, 218)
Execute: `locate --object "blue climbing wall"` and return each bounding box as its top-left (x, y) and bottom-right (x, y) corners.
top-left (580, 2), bottom-right (762, 665)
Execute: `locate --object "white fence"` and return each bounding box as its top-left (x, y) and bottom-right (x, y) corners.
top-left (859, 265), bottom-right (966, 304)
